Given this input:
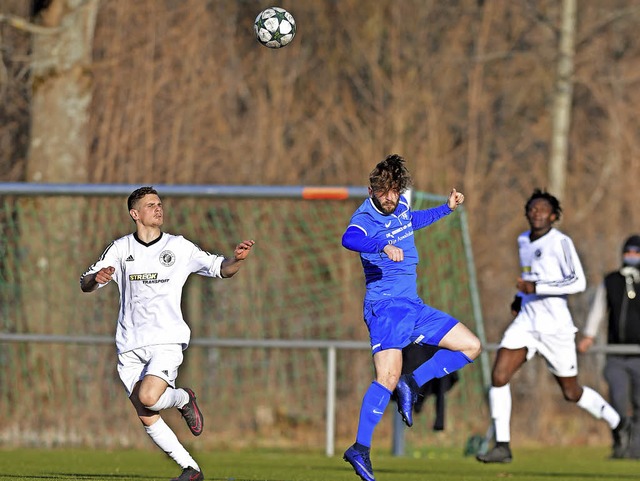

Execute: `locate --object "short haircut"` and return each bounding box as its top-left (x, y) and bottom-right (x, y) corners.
top-left (525, 188), bottom-right (562, 220)
top-left (127, 186), bottom-right (159, 211)
top-left (369, 154), bottom-right (413, 194)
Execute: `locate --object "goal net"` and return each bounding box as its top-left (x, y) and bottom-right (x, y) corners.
top-left (0, 185), bottom-right (487, 450)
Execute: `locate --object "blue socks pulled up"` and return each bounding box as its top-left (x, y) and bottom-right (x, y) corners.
top-left (412, 349), bottom-right (472, 387)
top-left (355, 381), bottom-right (392, 448)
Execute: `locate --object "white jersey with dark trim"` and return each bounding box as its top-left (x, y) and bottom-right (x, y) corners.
top-left (81, 232), bottom-right (224, 353)
top-left (514, 227), bottom-right (586, 334)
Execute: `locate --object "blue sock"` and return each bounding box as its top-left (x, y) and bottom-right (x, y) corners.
top-left (355, 381), bottom-right (392, 448)
top-left (412, 350), bottom-right (473, 387)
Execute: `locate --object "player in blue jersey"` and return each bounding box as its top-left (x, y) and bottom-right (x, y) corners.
top-left (341, 154), bottom-right (481, 481)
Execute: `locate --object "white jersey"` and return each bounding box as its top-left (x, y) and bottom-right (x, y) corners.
top-left (81, 232), bottom-right (225, 353)
top-left (513, 227), bottom-right (586, 334)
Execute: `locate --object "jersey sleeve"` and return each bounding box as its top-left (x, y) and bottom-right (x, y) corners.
top-left (187, 239), bottom-right (225, 278)
top-left (80, 241), bottom-right (122, 289)
top-left (535, 236), bottom-right (587, 296)
top-left (342, 224), bottom-right (386, 253)
top-left (411, 203), bottom-right (453, 230)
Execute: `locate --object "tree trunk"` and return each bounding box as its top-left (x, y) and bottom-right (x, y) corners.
top-left (27, 0), bottom-right (98, 182)
top-left (18, 0), bottom-right (99, 412)
top-left (549, 0), bottom-right (577, 200)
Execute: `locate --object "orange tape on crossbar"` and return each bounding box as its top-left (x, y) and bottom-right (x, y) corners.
top-left (302, 187), bottom-right (350, 200)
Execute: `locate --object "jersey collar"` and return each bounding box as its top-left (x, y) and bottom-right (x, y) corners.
top-left (133, 231), bottom-right (163, 247)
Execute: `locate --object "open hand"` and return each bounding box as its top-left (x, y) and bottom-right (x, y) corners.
top-left (234, 240), bottom-right (255, 261)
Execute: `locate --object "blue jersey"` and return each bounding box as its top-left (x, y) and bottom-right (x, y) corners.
top-left (343, 195), bottom-right (452, 302)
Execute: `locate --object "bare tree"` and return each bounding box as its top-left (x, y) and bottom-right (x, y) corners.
top-left (549, 0), bottom-right (576, 200)
top-left (27, 0), bottom-right (99, 182)
top-left (7, 0), bottom-right (100, 419)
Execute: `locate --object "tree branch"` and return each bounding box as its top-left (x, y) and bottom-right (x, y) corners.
top-left (0, 13), bottom-right (64, 35)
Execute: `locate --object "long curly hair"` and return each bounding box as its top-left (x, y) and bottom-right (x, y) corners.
top-left (369, 154), bottom-right (413, 194)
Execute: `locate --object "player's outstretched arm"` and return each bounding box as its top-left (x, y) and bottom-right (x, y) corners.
top-left (412, 192), bottom-right (460, 230)
top-left (80, 266), bottom-right (115, 293)
top-left (220, 239), bottom-right (255, 278)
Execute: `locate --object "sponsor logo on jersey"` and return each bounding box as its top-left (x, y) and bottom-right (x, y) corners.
top-left (535, 249), bottom-right (542, 258)
top-left (386, 225), bottom-right (414, 245)
top-left (391, 224), bottom-right (409, 236)
top-left (129, 273), bottom-right (158, 281)
top-left (128, 272), bottom-right (169, 284)
top-left (159, 250), bottom-right (175, 267)
top-left (125, 255), bottom-right (134, 262)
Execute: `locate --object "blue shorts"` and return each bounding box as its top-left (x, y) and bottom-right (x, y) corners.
top-left (363, 297), bottom-right (458, 355)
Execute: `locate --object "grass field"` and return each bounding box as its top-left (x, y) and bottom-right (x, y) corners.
top-left (0, 446), bottom-right (637, 481)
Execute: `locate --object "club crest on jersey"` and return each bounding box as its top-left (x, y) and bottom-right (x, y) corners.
top-left (535, 249), bottom-right (542, 258)
top-left (159, 250), bottom-right (175, 267)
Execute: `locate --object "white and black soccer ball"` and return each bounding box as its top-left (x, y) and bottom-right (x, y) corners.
top-left (254, 7), bottom-right (296, 49)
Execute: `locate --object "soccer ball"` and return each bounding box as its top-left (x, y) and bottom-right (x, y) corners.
top-left (254, 7), bottom-right (296, 49)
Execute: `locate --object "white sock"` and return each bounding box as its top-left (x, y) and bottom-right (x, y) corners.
top-left (577, 386), bottom-right (621, 429)
top-left (148, 388), bottom-right (189, 412)
top-left (144, 418), bottom-right (200, 471)
top-left (489, 384), bottom-right (512, 443)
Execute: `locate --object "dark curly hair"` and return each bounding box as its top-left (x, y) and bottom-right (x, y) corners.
top-left (128, 186), bottom-right (159, 211)
top-left (369, 154), bottom-right (413, 194)
top-left (525, 188), bottom-right (562, 220)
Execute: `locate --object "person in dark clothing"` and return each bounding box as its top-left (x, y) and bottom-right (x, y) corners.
top-left (400, 343), bottom-right (459, 431)
top-left (579, 234), bottom-right (640, 459)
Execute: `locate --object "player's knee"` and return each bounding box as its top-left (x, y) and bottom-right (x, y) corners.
top-left (137, 389), bottom-right (160, 409)
top-left (377, 372), bottom-right (401, 391)
top-left (465, 335), bottom-right (482, 360)
top-left (561, 386), bottom-right (582, 403)
top-left (491, 370), bottom-right (510, 387)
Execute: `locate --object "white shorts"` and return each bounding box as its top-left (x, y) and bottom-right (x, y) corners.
top-left (117, 344), bottom-right (184, 397)
top-left (499, 322), bottom-right (578, 377)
